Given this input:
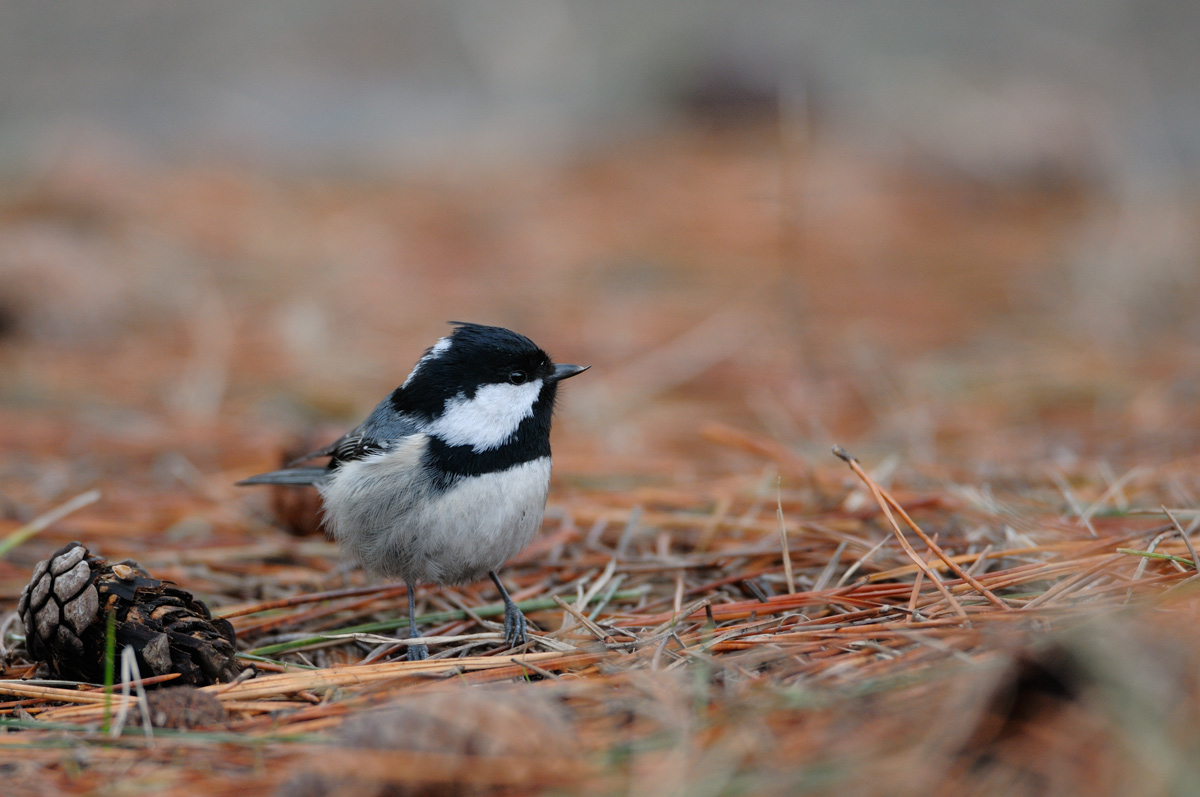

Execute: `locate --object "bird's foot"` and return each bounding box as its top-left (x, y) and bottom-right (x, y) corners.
top-left (502, 602), bottom-right (528, 648)
top-left (406, 643), bottom-right (429, 662)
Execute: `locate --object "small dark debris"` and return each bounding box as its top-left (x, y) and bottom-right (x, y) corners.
top-left (964, 643), bottom-right (1085, 752)
top-left (0, 295), bottom-right (19, 340)
top-left (677, 67), bottom-right (782, 127)
top-left (269, 439), bottom-right (327, 537)
top-left (739, 578), bottom-right (771, 602)
top-left (135, 685), bottom-right (227, 729)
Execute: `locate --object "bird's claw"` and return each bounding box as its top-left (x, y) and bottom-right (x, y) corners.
top-left (407, 643), bottom-right (429, 661)
top-left (503, 603), bottom-right (528, 648)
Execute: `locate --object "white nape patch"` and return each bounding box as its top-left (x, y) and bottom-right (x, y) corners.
top-left (402, 336), bottom-right (453, 388)
top-left (426, 379), bottom-right (543, 452)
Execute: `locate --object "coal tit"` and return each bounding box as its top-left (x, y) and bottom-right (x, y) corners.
top-left (238, 322), bottom-right (589, 660)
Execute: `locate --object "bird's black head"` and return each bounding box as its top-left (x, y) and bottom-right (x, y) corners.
top-left (390, 323), bottom-right (588, 477)
top-left (394, 323), bottom-right (551, 418)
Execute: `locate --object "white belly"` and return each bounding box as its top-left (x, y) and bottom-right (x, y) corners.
top-left (318, 435), bottom-right (552, 585)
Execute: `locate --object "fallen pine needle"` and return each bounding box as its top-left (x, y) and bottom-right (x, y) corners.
top-left (0, 489), bottom-right (101, 556)
top-left (833, 446), bottom-right (1011, 612)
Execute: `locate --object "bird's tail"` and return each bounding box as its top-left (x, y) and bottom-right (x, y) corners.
top-left (236, 467), bottom-right (328, 486)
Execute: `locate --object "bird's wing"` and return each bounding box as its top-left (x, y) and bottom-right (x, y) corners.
top-left (286, 429), bottom-right (385, 467)
top-left (236, 428), bottom-right (385, 487)
top-left (238, 394), bottom-right (422, 487)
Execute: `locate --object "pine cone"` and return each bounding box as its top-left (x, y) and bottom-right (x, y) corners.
top-left (17, 542), bottom-right (241, 687)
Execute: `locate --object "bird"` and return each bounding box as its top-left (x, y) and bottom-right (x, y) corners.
top-left (237, 322), bottom-right (589, 661)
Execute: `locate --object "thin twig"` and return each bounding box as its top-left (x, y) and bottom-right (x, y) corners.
top-left (777, 478), bottom-right (796, 594)
top-left (0, 489), bottom-right (101, 556)
top-left (833, 446), bottom-right (1011, 611)
top-left (1163, 505), bottom-right (1200, 572)
top-left (832, 447), bottom-right (968, 620)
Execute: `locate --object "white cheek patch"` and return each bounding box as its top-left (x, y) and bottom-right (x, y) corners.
top-left (402, 336), bottom-right (453, 388)
top-left (426, 379), bottom-right (543, 452)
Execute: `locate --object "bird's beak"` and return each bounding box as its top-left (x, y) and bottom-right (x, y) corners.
top-left (550, 363), bottom-right (590, 382)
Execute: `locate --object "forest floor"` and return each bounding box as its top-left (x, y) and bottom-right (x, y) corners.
top-left (1, 124), bottom-right (1199, 795)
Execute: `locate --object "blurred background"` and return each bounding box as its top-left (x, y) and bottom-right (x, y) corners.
top-left (3, 6), bottom-right (1200, 794)
top-left (0, 0), bottom-right (1198, 501)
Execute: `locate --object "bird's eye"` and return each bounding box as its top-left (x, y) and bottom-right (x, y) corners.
top-left (508, 370), bottom-right (528, 385)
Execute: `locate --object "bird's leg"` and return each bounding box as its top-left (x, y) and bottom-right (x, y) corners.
top-left (405, 581), bottom-right (429, 661)
top-left (489, 570), bottom-right (528, 648)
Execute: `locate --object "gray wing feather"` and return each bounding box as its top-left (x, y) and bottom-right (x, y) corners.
top-left (355, 395), bottom-right (422, 446)
top-left (236, 467), bottom-right (329, 486)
